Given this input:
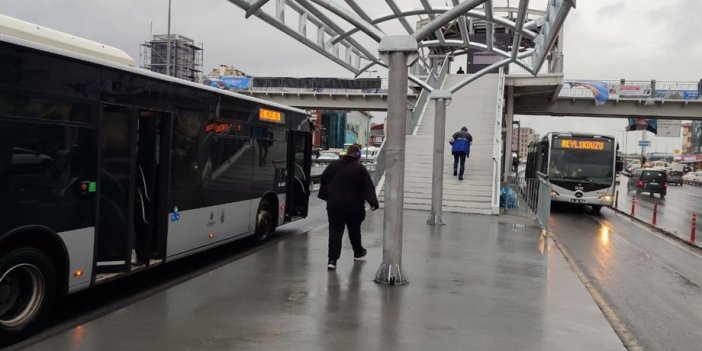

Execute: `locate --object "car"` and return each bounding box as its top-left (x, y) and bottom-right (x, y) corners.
top-left (683, 171), bottom-right (702, 185)
top-left (627, 168), bottom-right (667, 198)
top-left (667, 170), bottom-right (684, 186)
top-left (316, 151), bottom-right (339, 160)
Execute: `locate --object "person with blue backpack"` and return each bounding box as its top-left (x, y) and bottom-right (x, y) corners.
top-left (449, 126), bottom-right (473, 181)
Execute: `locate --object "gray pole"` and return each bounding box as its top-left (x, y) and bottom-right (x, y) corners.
top-left (504, 86), bottom-right (515, 179)
top-left (375, 36), bottom-right (417, 285)
top-left (427, 91), bottom-right (451, 225)
top-left (166, 0), bottom-right (172, 77)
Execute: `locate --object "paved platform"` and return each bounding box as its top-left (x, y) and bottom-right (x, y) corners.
top-left (25, 210), bottom-right (624, 350)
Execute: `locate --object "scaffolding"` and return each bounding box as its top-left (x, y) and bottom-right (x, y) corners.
top-left (141, 34), bottom-right (203, 82)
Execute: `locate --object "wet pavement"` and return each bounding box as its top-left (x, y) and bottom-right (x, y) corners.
top-left (550, 204), bottom-right (702, 351)
top-left (21, 210), bottom-right (624, 351)
top-left (614, 176), bottom-right (702, 248)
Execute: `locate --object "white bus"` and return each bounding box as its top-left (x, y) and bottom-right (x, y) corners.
top-left (0, 15), bottom-right (312, 341)
top-left (525, 132), bottom-right (622, 213)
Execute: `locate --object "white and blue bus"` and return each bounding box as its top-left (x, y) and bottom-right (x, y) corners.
top-left (525, 132), bottom-right (622, 213)
top-left (0, 15), bottom-right (312, 340)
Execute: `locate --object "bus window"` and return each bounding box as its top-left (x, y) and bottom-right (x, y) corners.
top-left (172, 109), bottom-right (204, 190)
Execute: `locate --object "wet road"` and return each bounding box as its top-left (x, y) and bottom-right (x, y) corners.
top-left (5, 195), bottom-right (327, 351)
top-left (614, 175), bottom-right (702, 246)
top-left (550, 204), bottom-right (702, 351)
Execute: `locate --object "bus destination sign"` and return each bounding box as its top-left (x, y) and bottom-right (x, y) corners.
top-left (558, 139), bottom-right (610, 151)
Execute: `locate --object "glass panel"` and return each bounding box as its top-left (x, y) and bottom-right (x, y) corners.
top-left (171, 110), bottom-right (203, 190)
top-left (97, 107), bottom-right (133, 262)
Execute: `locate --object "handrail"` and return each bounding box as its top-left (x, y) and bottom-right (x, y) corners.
top-left (491, 67), bottom-right (506, 212)
top-left (491, 157), bottom-right (499, 208)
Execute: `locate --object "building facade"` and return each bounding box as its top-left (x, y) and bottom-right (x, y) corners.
top-left (513, 127), bottom-right (539, 161)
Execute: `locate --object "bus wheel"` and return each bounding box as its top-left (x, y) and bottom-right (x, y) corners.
top-left (0, 248), bottom-right (56, 343)
top-left (253, 201), bottom-right (275, 244)
top-left (590, 205), bottom-right (602, 214)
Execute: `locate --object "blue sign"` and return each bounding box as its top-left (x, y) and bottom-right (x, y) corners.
top-left (220, 76), bottom-right (252, 90)
top-left (638, 140), bottom-right (652, 147)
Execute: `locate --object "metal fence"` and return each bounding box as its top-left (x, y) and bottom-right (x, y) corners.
top-left (501, 176), bottom-right (551, 229)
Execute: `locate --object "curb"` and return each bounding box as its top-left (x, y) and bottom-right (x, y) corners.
top-left (609, 207), bottom-right (702, 251)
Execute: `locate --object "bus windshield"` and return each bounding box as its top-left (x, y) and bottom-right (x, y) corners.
top-left (548, 139), bottom-right (615, 185)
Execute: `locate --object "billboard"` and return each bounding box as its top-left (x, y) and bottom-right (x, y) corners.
top-left (656, 120), bottom-right (681, 137)
top-left (692, 120), bottom-right (702, 153)
top-left (626, 118), bottom-right (658, 134)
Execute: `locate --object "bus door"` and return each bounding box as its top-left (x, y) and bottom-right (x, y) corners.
top-left (96, 105), bottom-right (168, 273)
top-left (285, 130), bottom-right (312, 219)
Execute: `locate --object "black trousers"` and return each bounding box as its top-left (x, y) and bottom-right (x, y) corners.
top-left (453, 152), bottom-right (467, 177)
top-left (327, 208), bottom-right (365, 260)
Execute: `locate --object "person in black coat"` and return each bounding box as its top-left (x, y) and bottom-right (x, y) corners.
top-left (318, 144), bottom-right (379, 270)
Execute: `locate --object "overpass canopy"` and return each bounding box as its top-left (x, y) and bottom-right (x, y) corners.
top-left (226, 0), bottom-right (576, 80)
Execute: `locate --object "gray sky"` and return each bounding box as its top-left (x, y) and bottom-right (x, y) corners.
top-left (1, 0), bottom-right (698, 153)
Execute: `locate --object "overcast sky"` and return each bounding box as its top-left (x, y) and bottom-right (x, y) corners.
top-left (1, 0), bottom-right (699, 153)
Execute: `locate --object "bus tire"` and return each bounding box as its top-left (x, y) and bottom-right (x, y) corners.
top-left (590, 205), bottom-right (602, 214)
top-left (253, 200), bottom-right (275, 244)
top-left (0, 248), bottom-right (56, 344)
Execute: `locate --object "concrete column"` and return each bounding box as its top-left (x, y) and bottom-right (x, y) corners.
top-left (375, 36), bottom-right (418, 286)
top-left (504, 86), bottom-right (515, 179)
top-left (427, 90), bottom-right (452, 225)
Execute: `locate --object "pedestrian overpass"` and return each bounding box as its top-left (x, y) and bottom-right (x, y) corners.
top-left (242, 75), bottom-right (702, 119)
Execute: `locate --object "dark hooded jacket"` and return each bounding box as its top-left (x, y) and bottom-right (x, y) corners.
top-left (319, 156), bottom-right (379, 212)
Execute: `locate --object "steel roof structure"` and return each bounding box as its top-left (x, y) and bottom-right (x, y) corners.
top-left (226, 0), bottom-right (575, 83)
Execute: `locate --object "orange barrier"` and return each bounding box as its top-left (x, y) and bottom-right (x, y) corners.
top-left (691, 214), bottom-right (697, 243)
top-left (630, 195), bottom-right (636, 216)
top-left (652, 203), bottom-right (658, 226)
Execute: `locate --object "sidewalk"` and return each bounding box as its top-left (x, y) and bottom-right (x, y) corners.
top-left (25, 210), bottom-right (624, 351)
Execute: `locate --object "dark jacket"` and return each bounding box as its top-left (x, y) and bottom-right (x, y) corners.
top-left (450, 130), bottom-right (473, 155)
top-left (319, 156), bottom-right (379, 212)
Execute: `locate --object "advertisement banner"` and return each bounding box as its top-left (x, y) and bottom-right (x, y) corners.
top-left (617, 84), bottom-right (651, 98)
top-left (220, 76), bottom-right (252, 90)
top-left (565, 80), bottom-right (609, 105)
top-left (627, 118), bottom-right (658, 134)
top-left (692, 120), bottom-right (702, 153)
top-left (655, 90), bottom-right (700, 100)
top-left (657, 119), bottom-right (681, 137)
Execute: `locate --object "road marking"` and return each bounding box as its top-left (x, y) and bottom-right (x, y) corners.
top-left (549, 231), bottom-right (645, 351)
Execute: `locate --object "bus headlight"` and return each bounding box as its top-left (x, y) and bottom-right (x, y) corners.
top-left (599, 195), bottom-right (612, 202)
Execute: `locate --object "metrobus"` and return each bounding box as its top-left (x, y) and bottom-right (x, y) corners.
top-left (525, 132), bottom-right (622, 213)
top-left (0, 15), bottom-right (312, 340)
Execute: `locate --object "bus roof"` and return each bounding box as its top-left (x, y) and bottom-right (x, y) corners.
top-left (0, 16), bottom-right (310, 116)
top-left (0, 13), bottom-right (135, 66)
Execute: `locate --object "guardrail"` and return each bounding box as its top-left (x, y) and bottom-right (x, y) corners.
top-left (310, 156), bottom-right (378, 184)
top-left (501, 175), bottom-right (551, 229)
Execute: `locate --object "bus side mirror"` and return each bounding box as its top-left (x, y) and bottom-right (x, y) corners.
top-left (616, 160), bottom-right (623, 173)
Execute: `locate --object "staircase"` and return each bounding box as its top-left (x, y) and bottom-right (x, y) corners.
top-left (380, 73), bottom-right (502, 215)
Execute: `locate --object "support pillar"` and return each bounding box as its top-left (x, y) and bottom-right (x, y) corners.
top-left (427, 90), bottom-right (452, 225)
top-left (375, 36), bottom-right (418, 285)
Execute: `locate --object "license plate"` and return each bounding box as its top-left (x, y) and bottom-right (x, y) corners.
top-left (570, 199), bottom-right (587, 204)
top-left (650, 182), bottom-right (658, 185)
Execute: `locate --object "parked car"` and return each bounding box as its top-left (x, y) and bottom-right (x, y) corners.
top-left (667, 170), bottom-right (684, 186)
top-left (683, 171), bottom-right (702, 185)
top-left (627, 168), bottom-right (667, 198)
